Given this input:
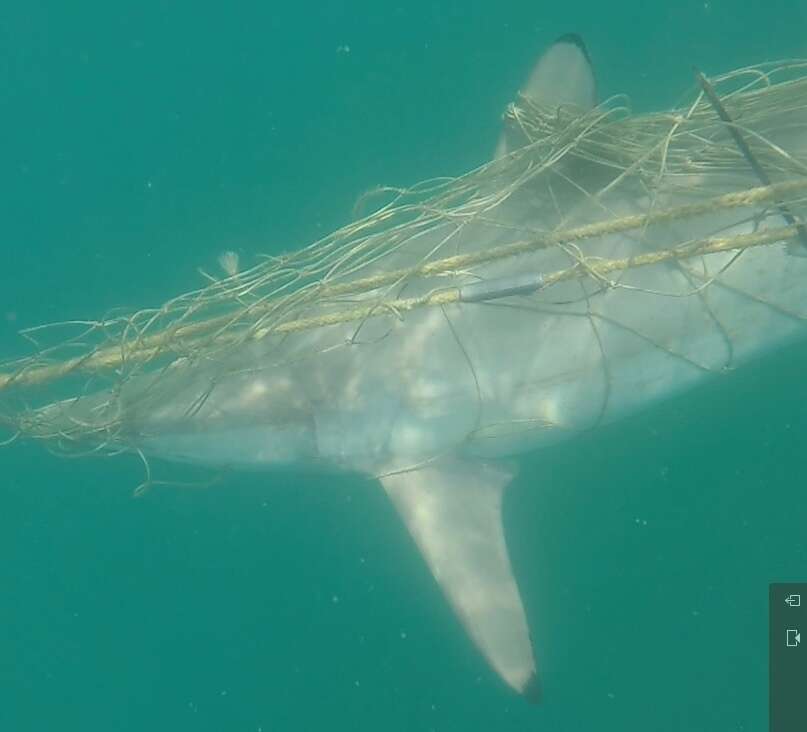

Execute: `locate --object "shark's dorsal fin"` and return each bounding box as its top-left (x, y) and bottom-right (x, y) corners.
top-left (495, 33), bottom-right (598, 159)
top-left (380, 458), bottom-right (539, 700)
top-left (521, 33), bottom-right (597, 111)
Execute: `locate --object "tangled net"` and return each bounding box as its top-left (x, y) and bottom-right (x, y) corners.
top-left (3, 61), bottom-right (807, 458)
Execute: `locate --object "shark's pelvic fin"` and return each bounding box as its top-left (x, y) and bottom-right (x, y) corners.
top-left (495, 33), bottom-right (598, 159)
top-left (380, 458), bottom-right (538, 699)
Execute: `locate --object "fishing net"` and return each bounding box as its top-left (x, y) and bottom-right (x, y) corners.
top-left (3, 61), bottom-right (807, 464)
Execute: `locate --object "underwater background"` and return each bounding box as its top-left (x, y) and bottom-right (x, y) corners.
top-left (2, 1), bottom-right (807, 729)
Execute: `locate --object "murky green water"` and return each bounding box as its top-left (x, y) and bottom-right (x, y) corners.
top-left (2, 2), bottom-right (806, 729)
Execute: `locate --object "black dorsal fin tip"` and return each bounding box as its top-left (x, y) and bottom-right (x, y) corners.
top-left (554, 33), bottom-right (591, 64)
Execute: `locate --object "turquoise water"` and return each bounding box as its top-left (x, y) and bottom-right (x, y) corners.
top-left (2, 2), bottom-right (807, 729)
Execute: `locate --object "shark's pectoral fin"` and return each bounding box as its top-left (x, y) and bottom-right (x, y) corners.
top-left (380, 458), bottom-right (539, 700)
top-left (495, 33), bottom-right (598, 159)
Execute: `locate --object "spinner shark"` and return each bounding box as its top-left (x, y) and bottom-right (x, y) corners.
top-left (17, 34), bottom-right (807, 701)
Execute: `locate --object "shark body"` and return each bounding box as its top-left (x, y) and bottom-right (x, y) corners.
top-left (63, 36), bottom-right (807, 699)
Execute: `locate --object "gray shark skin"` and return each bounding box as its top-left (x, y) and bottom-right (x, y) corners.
top-left (51, 36), bottom-right (807, 699)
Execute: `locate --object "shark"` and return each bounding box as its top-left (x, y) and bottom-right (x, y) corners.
top-left (30, 35), bottom-right (807, 701)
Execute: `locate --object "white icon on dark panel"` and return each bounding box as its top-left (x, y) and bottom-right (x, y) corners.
top-left (786, 629), bottom-right (801, 647)
top-left (785, 594), bottom-right (801, 607)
